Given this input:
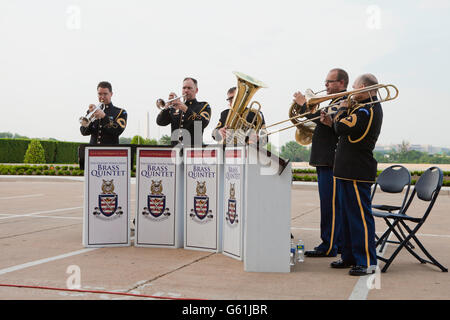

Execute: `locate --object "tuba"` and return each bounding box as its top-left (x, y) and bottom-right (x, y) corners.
top-left (223, 71), bottom-right (267, 144)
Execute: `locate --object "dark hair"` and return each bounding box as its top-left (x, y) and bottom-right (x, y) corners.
top-left (330, 68), bottom-right (349, 87)
top-left (227, 87), bottom-right (237, 94)
top-left (97, 81), bottom-right (112, 92)
top-left (183, 77), bottom-right (198, 87)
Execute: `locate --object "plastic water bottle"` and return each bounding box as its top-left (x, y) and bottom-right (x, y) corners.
top-left (297, 239), bottom-right (305, 262)
top-left (290, 240), bottom-right (296, 266)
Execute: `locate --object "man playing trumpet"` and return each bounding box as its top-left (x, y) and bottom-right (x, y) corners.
top-left (80, 81), bottom-right (127, 145)
top-left (156, 77), bottom-right (211, 147)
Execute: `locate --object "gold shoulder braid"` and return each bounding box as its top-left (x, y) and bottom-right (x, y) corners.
top-left (348, 106), bottom-right (373, 144)
top-left (115, 109), bottom-right (126, 129)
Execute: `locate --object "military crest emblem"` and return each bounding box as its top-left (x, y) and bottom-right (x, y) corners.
top-left (142, 180), bottom-right (171, 220)
top-left (93, 179), bottom-right (123, 217)
top-left (226, 183), bottom-right (238, 225)
top-left (190, 181), bottom-right (213, 223)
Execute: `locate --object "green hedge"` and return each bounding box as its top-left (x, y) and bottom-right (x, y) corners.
top-left (0, 164), bottom-right (139, 177)
top-left (0, 138), bottom-right (80, 164)
top-left (0, 139), bottom-right (30, 163)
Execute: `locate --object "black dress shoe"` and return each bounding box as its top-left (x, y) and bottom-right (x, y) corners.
top-left (349, 265), bottom-right (376, 276)
top-left (305, 250), bottom-right (336, 257)
top-left (330, 259), bottom-right (355, 269)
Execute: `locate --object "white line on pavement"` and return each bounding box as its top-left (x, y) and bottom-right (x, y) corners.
top-left (0, 207), bottom-right (83, 220)
top-left (0, 237), bottom-right (135, 276)
top-left (0, 213), bottom-right (82, 220)
top-left (0, 194), bottom-right (45, 200)
top-left (348, 223), bottom-right (393, 300)
top-left (0, 248), bottom-right (99, 276)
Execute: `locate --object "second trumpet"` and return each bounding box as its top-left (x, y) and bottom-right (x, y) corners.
top-left (156, 94), bottom-right (187, 110)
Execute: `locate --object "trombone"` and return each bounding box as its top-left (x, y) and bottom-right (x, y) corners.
top-left (156, 94), bottom-right (187, 110)
top-left (261, 83), bottom-right (398, 141)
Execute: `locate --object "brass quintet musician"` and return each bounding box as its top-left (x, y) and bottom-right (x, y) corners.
top-left (292, 68), bottom-right (348, 258)
top-left (80, 81), bottom-right (127, 145)
top-left (156, 77), bottom-right (211, 147)
top-left (324, 73), bottom-right (382, 276)
top-left (212, 86), bottom-right (267, 145)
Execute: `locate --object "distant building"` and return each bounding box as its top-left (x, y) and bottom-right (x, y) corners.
top-left (375, 143), bottom-right (447, 154)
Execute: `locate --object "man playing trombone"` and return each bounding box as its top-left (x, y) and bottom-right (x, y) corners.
top-left (323, 73), bottom-right (382, 276)
top-left (80, 81), bottom-right (127, 145)
top-left (156, 77), bottom-right (211, 147)
top-left (292, 68), bottom-right (348, 257)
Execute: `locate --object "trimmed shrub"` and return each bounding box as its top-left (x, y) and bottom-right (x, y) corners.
top-left (23, 140), bottom-right (46, 164)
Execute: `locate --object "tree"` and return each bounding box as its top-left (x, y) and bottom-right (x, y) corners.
top-left (280, 141), bottom-right (311, 162)
top-left (23, 139), bottom-right (46, 164)
top-left (399, 140), bottom-right (410, 153)
top-left (119, 137), bottom-right (132, 144)
top-left (0, 132), bottom-right (13, 138)
top-left (13, 133), bottom-right (29, 139)
top-left (264, 142), bottom-right (279, 155)
top-left (159, 134), bottom-right (172, 145)
top-left (131, 135), bottom-right (157, 145)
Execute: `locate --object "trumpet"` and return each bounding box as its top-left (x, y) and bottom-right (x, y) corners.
top-left (156, 94), bottom-right (187, 110)
top-left (79, 101), bottom-right (104, 127)
top-left (261, 84), bottom-right (399, 145)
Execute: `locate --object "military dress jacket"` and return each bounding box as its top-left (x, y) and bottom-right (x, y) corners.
top-left (80, 103), bottom-right (127, 145)
top-left (333, 97), bottom-right (383, 182)
top-left (156, 98), bottom-right (211, 146)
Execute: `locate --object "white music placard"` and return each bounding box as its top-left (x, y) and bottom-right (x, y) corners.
top-left (223, 147), bottom-right (246, 260)
top-left (83, 147), bottom-right (130, 247)
top-left (184, 147), bottom-right (222, 252)
top-left (136, 148), bottom-right (182, 247)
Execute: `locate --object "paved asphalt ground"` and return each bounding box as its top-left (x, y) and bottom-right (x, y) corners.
top-left (0, 176), bottom-right (449, 300)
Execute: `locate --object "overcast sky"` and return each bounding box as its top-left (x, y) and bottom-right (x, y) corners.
top-left (1, 0), bottom-right (450, 148)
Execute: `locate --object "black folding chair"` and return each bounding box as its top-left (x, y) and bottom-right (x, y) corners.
top-left (375, 166), bottom-right (447, 273)
top-left (371, 165), bottom-right (411, 251)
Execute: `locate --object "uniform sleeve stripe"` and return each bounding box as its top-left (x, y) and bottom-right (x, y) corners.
top-left (340, 114), bottom-right (357, 127)
top-left (200, 111), bottom-right (210, 121)
top-left (117, 118), bottom-right (126, 128)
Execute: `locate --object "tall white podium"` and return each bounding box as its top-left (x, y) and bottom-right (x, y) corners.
top-left (243, 146), bottom-right (291, 272)
top-left (184, 147), bottom-right (223, 252)
top-left (83, 147), bottom-right (131, 247)
top-left (222, 147), bottom-right (246, 260)
top-left (183, 145), bottom-right (292, 272)
top-left (135, 147), bottom-right (184, 248)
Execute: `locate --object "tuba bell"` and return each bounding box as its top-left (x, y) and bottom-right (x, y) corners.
top-left (223, 71), bottom-right (267, 144)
